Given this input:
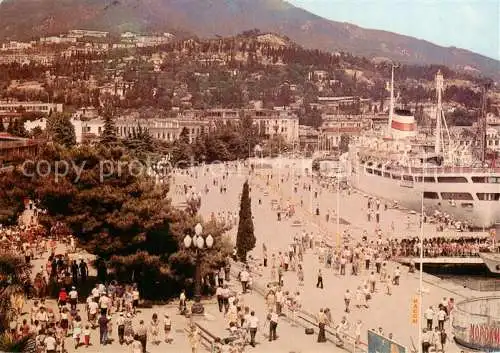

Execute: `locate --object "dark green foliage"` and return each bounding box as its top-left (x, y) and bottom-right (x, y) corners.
top-left (0, 254), bottom-right (30, 333)
top-left (0, 169), bottom-right (34, 225)
top-left (236, 181), bottom-right (255, 262)
top-left (100, 107), bottom-right (118, 146)
top-left (6, 119), bottom-right (26, 137)
top-left (168, 116), bottom-right (260, 166)
top-left (2, 143), bottom-right (233, 299)
top-left (0, 333), bottom-right (35, 352)
top-left (46, 113), bottom-right (76, 147)
top-left (122, 124), bottom-right (155, 160)
top-left (0, 118), bottom-right (4, 132)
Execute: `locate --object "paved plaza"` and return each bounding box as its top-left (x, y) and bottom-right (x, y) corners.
top-left (13, 161), bottom-right (493, 353)
top-left (170, 162), bottom-right (494, 353)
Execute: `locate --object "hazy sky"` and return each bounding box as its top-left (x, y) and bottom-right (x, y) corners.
top-left (288, 0), bottom-right (500, 60)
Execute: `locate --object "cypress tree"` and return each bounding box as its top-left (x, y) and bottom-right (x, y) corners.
top-left (0, 117), bottom-right (4, 132)
top-left (100, 106), bottom-right (118, 146)
top-left (236, 180), bottom-right (255, 262)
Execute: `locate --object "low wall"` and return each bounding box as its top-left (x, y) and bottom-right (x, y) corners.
top-left (452, 296), bottom-right (500, 351)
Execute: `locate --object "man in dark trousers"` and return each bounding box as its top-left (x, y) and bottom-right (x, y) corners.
top-left (98, 313), bottom-right (109, 345)
top-left (248, 311), bottom-right (259, 347)
top-left (136, 320), bottom-right (148, 353)
top-left (71, 261), bottom-right (79, 285)
top-left (316, 269), bottom-right (323, 289)
top-left (79, 259), bottom-right (88, 283)
top-left (268, 309), bottom-right (278, 341)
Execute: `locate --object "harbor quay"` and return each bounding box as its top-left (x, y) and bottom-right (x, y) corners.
top-left (171, 161), bottom-right (498, 353)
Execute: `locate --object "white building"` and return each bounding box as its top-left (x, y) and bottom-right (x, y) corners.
top-left (0, 101), bottom-right (63, 114)
top-left (24, 118), bottom-right (47, 132)
top-left (72, 107), bottom-right (99, 120)
top-left (68, 30), bottom-right (108, 38)
top-left (71, 118), bottom-right (105, 144)
top-left (1, 41), bottom-right (33, 51)
top-left (23, 116), bottom-right (105, 144)
top-left (250, 108), bottom-right (299, 143)
top-left (40, 36), bottom-right (77, 45)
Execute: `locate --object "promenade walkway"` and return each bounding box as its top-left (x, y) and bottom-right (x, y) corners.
top-left (171, 163), bottom-right (495, 353)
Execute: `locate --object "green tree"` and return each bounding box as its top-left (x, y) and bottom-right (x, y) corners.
top-left (23, 143), bottom-right (231, 299)
top-left (0, 118), bottom-right (4, 132)
top-left (122, 125), bottom-right (154, 160)
top-left (46, 113), bottom-right (76, 147)
top-left (236, 180), bottom-right (255, 262)
top-left (0, 169), bottom-right (34, 225)
top-left (100, 107), bottom-right (118, 146)
top-left (29, 126), bottom-right (45, 139)
top-left (0, 254), bottom-right (30, 333)
top-left (6, 120), bottom-right (26, 137)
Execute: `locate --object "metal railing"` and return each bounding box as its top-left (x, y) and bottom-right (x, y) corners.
top-left (452, 296), bottom-right (500, 351)
top-left (185, 322), bottom-right (219, 351)
top-left (231, 260), bottom-right (368, 353)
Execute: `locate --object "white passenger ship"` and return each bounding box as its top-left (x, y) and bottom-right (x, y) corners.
top-left (347, 69), bottom-right (500, 228)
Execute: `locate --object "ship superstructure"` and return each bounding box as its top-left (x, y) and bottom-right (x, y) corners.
top-left (347, 68), bottom-right (500, 228)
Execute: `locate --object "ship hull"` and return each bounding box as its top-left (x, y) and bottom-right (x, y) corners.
top-left (347, 160), bottom-right (499, 228)
top-left (479, 253), bottom-right (500, 274)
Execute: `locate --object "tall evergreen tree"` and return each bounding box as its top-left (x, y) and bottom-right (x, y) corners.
top-left (100, 106), bottom-right (118, 146)
top-left (0, 118), bottom-right (4, 132)
top-left (46, 113), bottom-right (76, 147)
top-left (6, 119), bottom-right (27, 137)
top-left (236, 180), bottom-right (255, 262)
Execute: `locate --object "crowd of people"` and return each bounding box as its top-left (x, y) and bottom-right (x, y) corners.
top-left (391, 236), bottom-right (492, 257)
top-left (2, 161), bottom-right (493, 353)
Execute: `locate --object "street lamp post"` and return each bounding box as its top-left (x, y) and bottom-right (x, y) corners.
top-left (183, 223), bottom-right (214, 315)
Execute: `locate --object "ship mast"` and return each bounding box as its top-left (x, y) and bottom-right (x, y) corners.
top-left (434, 70), bottom-right (444, 155)
top-left (479, 82), bottom-right (491, 163)
top-left (388, 64), bottom-right (395, 136)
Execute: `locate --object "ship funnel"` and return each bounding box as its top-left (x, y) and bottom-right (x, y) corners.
top-left (391, 108), bottom-right (417, 139)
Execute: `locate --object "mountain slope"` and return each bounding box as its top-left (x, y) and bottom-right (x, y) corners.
top-left (0, 0), bottom-right (498, 79)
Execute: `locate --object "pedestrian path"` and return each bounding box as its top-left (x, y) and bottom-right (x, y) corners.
top-left (194, 269), bottom-right (346, 352)
top-left (171, 165), bottom-right (495, 353)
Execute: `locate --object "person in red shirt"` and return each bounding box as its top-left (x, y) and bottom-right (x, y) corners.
top-left (58, 288), bottom-right (68, 310)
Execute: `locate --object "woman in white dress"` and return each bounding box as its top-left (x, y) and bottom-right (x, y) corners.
top-left (150, 313), bottom-right (160, 345)
top-left (355, 286), bottom-right (364, 309)
top-left (163, 313), bottom-right (172, 343)
top-left (72, 316), bottom-right (82, 349)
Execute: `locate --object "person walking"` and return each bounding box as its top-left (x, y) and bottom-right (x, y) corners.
top-left (369, 272), bottom-right (376, 293)
top-left (136, 320), bottom-right (148, 353)
top-left (150, 313), bottom-right (160, 345)
top-left (424, 306), bottom-right (434, 331)
top-left (437, 307), bottom-right (446, 331)
top-left (422, 328), bottom-right (431, 353)
top-left (216, 285), bottom-right (224, 313)
top-left (393, 267), bottom-right (401, 285)
top-left (240, 267), bottom-right (249, 294)
top-left (98, 313), bottom-right (109, 346)
top-left (179, 290), bottom-right (187, 314)
top-left (317, 308), bottom-right (327, 343)
top-left (117, 312), bottom-right (125, 345)
top-left (188, 322), bottom-right (200, 353)
top-left (440, 328), bottom-right (448, 352)
top-left (316, 269), bottom-right (323, 289)
top-left (131, 335), bottom-right (143, 353)
top-left (163, 313), bottom-right (172, 344)
top-left (344, 289), bottom-right (351, 313)
top-left (68, 286), bottom-right (78, 311)
top-left (248, 311), bottom-right (259, 347)
top-left (268, 309), bottom-right (278, 341)
top-left (297, 264), bottom-right (304, 286)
